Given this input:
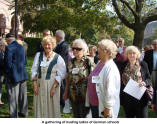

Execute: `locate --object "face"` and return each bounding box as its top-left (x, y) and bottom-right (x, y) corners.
top-left (89, 48), bottom-right (95, 57)
top-left (153, 42), bottom-right (157, 51)
top-left (72, 43), bottom-right (84, 59)
top-left (43, 42), bottom-right (53, 54)
top-left (55, 35), bottom-right (62, 43)
top-left (119, 40), bottom-right (123, 47)
top-left (0, 45), bottom-right (5, 52)
top-left (127, 50), bottom-right (138, 62)
top-left (97, 44), bottom-right (108, 60)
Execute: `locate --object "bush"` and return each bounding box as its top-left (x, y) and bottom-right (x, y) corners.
top-left (24, 37), bottom-right (42, 57)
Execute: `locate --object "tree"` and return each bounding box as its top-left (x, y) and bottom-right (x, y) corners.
top-left (16, 0), bottom-right (114, 44)
top-left (112, 0), bottom-right (157, 49)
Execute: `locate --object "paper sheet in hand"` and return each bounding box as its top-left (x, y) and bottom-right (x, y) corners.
top-left (123, 79), bottom-right (146, 100)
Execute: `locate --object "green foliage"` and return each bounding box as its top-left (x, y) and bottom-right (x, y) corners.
top-left (24, 37), bottom-right (42, 57)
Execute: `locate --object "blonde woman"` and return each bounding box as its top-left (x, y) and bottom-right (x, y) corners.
top-left (31, 36), bottom-right (66, 118)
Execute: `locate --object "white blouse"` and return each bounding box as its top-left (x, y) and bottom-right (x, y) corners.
top-left (31, 52), bottom-right (66, 85)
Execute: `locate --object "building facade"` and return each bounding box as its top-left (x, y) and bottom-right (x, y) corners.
top-left (0, 0), bottom-right (22, 37)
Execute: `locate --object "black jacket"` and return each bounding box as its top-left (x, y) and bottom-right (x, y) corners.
top-left (143, 49), bottom-right (153, 74)
top-left (116, 60), bottom-right (151, 106)
top-left (54, 41), bottom-right (69, 67)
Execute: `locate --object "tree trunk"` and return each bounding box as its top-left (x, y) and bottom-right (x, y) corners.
top-left (133, 25), bottom-right (146, 49)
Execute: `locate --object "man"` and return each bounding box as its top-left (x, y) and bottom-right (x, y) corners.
top-left (4, 33), bottom-right (28, 118)
top-left (115, 38), bottom-right (127, 62)
top-left (36, 29), bottom-right (51, 53)
top-left (144, 39), bottom-right (157, 88)
top-left (54, 30), bottom-right (70, 113)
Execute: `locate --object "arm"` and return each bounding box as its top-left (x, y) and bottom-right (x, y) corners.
top-left (50, 55), bottom-right (66, 97)
top-left (104, 67), bottom-right (120, 117)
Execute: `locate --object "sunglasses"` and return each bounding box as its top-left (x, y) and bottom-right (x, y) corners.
top-left (72, 47), bottom-right (83, 51)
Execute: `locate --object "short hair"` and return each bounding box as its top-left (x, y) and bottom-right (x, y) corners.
top-left (55, 30), bottom-right (65, 39)
top-left (152, 39), bottom-right (157, 45)
top-left (89, 45), bottom-right (97, 52)
top-left (98, 39), bottom-right (117, 59)
top-left (72, 38), bottom-right (88, 55)
top-left (125, 46), bottom-right (141, 59)
top-left (43, 29), bottom-right (51, 36)
top-left (41, 36), bottom-right (56, 49)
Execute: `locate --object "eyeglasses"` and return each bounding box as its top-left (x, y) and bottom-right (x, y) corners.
top-left (72, 47), bottom-right (83, 51)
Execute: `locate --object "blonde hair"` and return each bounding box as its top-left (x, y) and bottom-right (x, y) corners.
top-left (41, 36), bottom-right (56, 49)
top-left (125, 46), bottom-right (141, 59)
top-left (98, 39), bottom-right (117, 59)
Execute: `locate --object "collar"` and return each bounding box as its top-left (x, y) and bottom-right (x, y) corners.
top-left (57, 40), bottom-right (64, 45)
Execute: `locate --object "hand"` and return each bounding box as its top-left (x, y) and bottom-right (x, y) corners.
top-left (63, 91), bottom-right (68, 101)
top-left (139, 81), bottom-right (146, 87)
top-left (104, 108), bottom-right (112, 117)
top-left (50, 87), bottom-right (56, 97)
top-left (33, 82), bottom-right (38, 95)
top-left (152, 104), bottom-right (156, 111)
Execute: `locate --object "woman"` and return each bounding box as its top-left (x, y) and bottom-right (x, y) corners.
top-left (63, 39), bottom-right (95, 118)
top-left (31, 36), bottom-right (66, 118)
top-left (88, 39), bottom-right (120, 118)
top-left (88, 45), bottom-right (99, 64)
top-left (120, 46), bottom-right (151, 118)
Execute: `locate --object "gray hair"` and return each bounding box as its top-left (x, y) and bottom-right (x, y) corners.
top-left (0, 39), bottom-right (7, 46)
top-left (152, 39), bottom-right (157, 45)
top-left (98, 39), bottom-right (117, 59)
top-left (72, 38), bottom-right (88, 55)
top-left (55, 30), bottom-right (65, 39)
top-left (125, 46), bottom-right (141, 59)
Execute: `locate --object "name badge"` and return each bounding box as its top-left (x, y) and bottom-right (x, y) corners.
top-left (92, 76), bottom-right (100, 83)
top-left (72, 68), bottom-right (79, 74)
top-left (40, 61), bottom-right (47, 67)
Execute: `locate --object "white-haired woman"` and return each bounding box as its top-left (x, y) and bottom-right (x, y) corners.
top-left (120, 46), bottom-right (151, 118)
top-left (87, 39), bottom-right (120, 118)
top-left (31, 36), bottom-right (66, 118)
top-left (63, 38), bottom-right (95, 118)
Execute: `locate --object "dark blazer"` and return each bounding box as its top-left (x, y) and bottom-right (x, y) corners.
top-left (143, 49), bottom-right (153, 74)
top-left (4, 41), bottom-right (28, 83)
top-left (54, 41), bottom-right (69, 66)
top-left (0, 50), bottom-right (4, 76)
top-left (117, 60), bottom-right (151, 106)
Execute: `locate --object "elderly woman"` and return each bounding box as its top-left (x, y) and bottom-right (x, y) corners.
top-left (0, 39), bottom-right (7, 104)
top-left (31, 36), bottom-right (66, 118)
top-left (120, 46), bottom-right (151, 118)
top-left (63, 39), bottom-right (95, 118)
top-left (87, 39), bottom-right (120, 118)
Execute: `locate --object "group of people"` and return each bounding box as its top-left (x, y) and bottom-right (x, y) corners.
top-left (1, 29), bottom-right (157, 118)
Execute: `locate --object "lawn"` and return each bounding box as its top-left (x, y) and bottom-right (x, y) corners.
top-left (0, 57), bottom-right (157, 118)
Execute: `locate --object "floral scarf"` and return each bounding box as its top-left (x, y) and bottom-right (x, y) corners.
top-left (122, 60), bottom-right (142, 85)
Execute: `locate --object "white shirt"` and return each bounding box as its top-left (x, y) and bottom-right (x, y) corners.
top-left (118, 46), bottom-right (123, 54)
top-left (31, 52), bottom-right (66, 85)
top-left (96, 59), bottom-right (120, 118)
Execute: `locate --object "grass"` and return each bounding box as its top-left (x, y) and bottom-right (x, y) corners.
top-left (0, 57), bottom-right (157, 118)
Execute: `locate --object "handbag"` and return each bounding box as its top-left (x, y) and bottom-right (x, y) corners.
top-left (145, 86), bottom-right (153, 101)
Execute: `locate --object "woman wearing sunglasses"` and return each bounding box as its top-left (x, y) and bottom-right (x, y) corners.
top-left (63, 39), bottom-right (95, 118)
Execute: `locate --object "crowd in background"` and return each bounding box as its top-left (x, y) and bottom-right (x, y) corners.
top-left (0, 29), bottom-right (157, 118)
